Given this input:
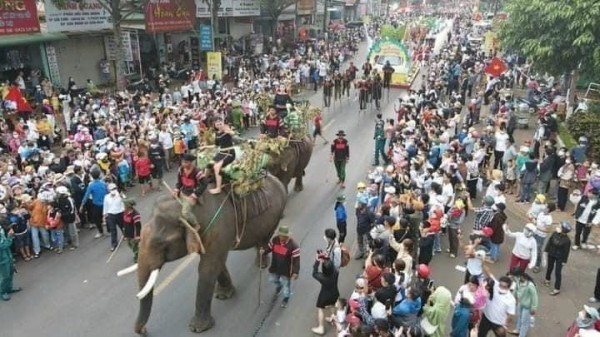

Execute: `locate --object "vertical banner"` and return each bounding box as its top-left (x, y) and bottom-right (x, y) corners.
top-left (199, 24), bottom-right (213, 51)
top-left (0, 0), bottom-right (41, 35)
top-left (206, 52), bottom-right (222, 80)
top-left (45, 45), bottom-right (61, 86)
top-left (145, 0), bottom-right (196, 33)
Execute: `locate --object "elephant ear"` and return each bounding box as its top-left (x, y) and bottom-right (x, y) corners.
top-left (279, 149), bottom-right (294, 172)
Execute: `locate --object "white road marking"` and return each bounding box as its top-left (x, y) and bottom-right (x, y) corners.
top-left (322, 119), bottom-right (335, 131)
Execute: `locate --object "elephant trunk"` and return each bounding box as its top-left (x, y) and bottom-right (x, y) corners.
top-left (135, 292), bottom-right (153, 334)
top-left (134, 267), bottom-right (159, 334)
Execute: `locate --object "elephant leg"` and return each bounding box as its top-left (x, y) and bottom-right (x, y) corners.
top-left (293, 171), bottom-right (304, 192)
top-left (189, 253), bottom-right (226, 333)
top-left (214, 266), bottom-right (235, 300)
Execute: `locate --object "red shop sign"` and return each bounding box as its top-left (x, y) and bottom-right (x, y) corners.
top-left (145, 0), bottom-right (196, 33)
top-left (0, 0), bottom-right (41, 35)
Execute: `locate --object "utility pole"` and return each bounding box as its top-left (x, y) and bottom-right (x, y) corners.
top-left (322, 0), bottom-right (329, 35)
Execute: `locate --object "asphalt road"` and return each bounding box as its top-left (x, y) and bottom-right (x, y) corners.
top-left (0, 40), bottom-right (593, 337)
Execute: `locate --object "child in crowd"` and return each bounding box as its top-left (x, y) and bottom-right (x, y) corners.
top-left (46, 202), bottom-right (64, 254)
top-left (505, 159), bottom-right (517, 194)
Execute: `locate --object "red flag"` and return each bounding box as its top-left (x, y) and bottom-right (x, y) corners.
top-left (4, 86), bottom-right (32, 112)
top-left (484, 57), bottom-right (508, 77)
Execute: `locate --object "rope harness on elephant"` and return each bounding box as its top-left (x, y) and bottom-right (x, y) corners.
top-left (230, 192), bottom-right (248, 249)
top-left (201, 189), bottom-right (232, 236)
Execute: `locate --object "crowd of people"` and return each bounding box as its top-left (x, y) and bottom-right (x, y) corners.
top-left (258, 9), bottom-right (600, 337)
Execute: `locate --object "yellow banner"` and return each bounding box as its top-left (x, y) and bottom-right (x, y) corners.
top-left (206, 52), bottom-right (222, 80)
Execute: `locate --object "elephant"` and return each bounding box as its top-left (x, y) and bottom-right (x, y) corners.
top-left (267, 136), bottom-right (313, 192)
top-left (118, 174), bottom-right (287, 334)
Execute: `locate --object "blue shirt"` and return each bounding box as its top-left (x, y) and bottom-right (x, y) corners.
top-left (335, 204), bottom-right (347, 223)
top-left (81, 179), bottom-right (108, 207)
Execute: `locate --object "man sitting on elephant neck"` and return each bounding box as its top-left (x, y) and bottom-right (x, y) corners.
top-left (261, 106), bottom-right (287, 139)
top-left (172, 153), bottom-right (209, 228)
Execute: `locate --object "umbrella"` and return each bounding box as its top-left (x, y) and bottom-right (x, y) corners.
top-left (484, 57), bottom-right (508, 77)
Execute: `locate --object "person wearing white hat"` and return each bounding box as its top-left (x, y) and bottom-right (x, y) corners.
top-left (102, 183), bottom-right (124, 251)
top-left (503, 223), bottom-right (538, 273)
top-left (56, 186), bottom-right (79, 250)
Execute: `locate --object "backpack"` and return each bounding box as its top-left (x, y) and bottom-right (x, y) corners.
top-left (340, 244), bottom-right (351, 267)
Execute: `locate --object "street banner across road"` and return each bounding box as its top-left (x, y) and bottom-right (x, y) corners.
top-left (45, 0), bottom-right (111, 32)
top-left (0, 0), bottom-right (41, 35)
top-left (145, 0), bottom-right (196, 33)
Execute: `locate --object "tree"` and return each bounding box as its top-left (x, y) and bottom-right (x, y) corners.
top-left (260, 0), bottom-right (297, 38)
top-left (499, 0), bottom-right (600, 77)
top-left (96, 0), bottom-right (146, 90)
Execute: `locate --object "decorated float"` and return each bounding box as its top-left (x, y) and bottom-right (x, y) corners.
top-left (368, 37), bottom-right (418, 89)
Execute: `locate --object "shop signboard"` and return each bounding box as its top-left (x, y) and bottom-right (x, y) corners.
top-left (145, 0), bottom-right (196, 33)
top-left (296, 0), bottom-right (315, 15)
top-left (0, 0), bottom-right (41, 35)
top-left (199, 24), bottom-right (213, 51)
top-left (45, 0), bottom-right (111, 32)
top-left (45, 45), bottom-right (61, 86)
top-left (206, 51), bottom-right (222, 80)
top-left (104, 31), bottom-right (134, 62)
top-left (195, 0), bottom-right (260, 18)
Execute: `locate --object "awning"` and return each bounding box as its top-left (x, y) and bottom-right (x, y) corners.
top-left (0, 32), bottom-right (68, 47)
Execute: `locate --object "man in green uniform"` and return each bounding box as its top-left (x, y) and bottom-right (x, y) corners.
top-left (373, 113), bottom-right (387, 166)
top-left (330, 130), bottom-right (350, 188)
top-left (0, 218), bottom-right (21, 301)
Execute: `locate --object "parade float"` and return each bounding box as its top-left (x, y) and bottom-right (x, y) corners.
top-left (369, 26), bottom-right (418, 89)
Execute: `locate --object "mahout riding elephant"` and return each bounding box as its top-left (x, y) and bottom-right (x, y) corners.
top-left (267, 136), bottom-right (313, 192)
top-left (117, 174), bottom-right (287, 334)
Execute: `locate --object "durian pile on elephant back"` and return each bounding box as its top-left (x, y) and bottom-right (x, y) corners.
top-left (117, 173), bottom-right (287, 334)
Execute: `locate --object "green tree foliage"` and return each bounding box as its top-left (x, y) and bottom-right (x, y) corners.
top-left (566, 103), bottom-right (600, 159)
top-left (260, 0), bottom-right (297, 37)
top-left (499, 0), bottom-right (600, 75)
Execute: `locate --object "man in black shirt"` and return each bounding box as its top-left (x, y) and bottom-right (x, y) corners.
top-left (330, 130), bottom-right (349, 188)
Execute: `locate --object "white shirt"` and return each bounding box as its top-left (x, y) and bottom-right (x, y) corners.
top-left (441, 182), bottom-right (454, 207)
top-left (494, 132), bottom-right (509, 152)
top-left (578, 199), bottom-right (600, 225)
top-left (483, 279), bottom-right (516, 325)
top-left (159, 130), bottom-right (174, 149)
top-left (505, 229), bottom-right (538, 268)
top-left (535, 212), bottom-right (553, 237)
top-left (103, 193), bottom-right (125, 215)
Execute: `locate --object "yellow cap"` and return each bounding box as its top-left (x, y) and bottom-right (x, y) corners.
top-left (357, 182), bottom-right (366, 189)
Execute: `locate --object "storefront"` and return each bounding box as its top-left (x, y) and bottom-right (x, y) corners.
top-left (0, 33), bottom-right (67, 92)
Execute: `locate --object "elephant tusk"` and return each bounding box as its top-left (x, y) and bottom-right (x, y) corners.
top-left (116, 264), bottom-right (138, 277)
top-left (136, 269), bottom-right (159, 299)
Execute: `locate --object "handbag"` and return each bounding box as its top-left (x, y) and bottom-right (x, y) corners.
top-left (420, 316), bottom-right (439, 335)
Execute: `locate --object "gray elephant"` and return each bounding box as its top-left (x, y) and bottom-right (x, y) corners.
top-left (267, 136), bottom-right (313, 192)
top-left (117, 174), bottom-right (287, 334)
